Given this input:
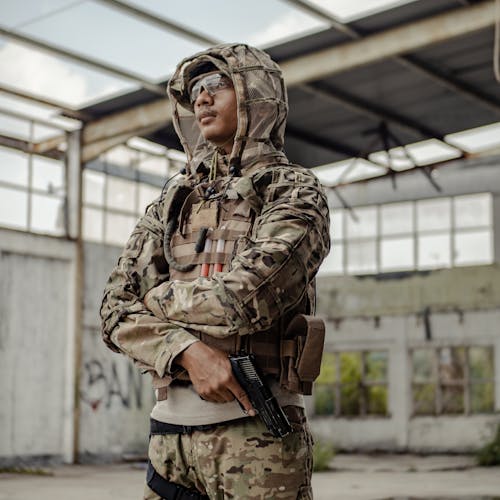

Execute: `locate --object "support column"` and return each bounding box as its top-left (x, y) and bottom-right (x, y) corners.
top-left (63, 130), bottom-right (84, 463)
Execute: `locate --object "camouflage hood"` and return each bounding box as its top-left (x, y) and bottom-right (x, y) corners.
top-left (168, 43), bottom-right (288, 174)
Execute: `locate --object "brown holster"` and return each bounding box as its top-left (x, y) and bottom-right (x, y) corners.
top-left (280, 314), bottom-right (325, 395)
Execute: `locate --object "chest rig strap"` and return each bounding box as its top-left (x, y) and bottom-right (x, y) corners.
top-left (162, 184), bottom-right (198, 273)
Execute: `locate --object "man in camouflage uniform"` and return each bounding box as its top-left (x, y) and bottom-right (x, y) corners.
top-left (101, 43), bottom-right (330, 499)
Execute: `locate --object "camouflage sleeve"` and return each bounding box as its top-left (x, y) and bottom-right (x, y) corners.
top-left (100, 197), bottom-right (199, 376)
top-left (144, 165), bottom-right (330, 338)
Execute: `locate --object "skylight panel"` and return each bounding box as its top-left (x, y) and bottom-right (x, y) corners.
top-left (0, 38), bottom-right (136, 108)
top-left (446, 122), bottom-right (500, 153)
top-left (4, 2), bottom-right (206, 82)
top-left (305, 0), bottom-right (418, 22)
top-left (125, 0), bottom-right (328, 47)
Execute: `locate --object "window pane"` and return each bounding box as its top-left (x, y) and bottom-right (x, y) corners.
top-left (341, 383), bottom-right (361, 415)
top-left (441, 384), bottom-right (464, 413)
top-left (83, 170), bottom-right (105, 206)
top-left (105, 213), bottom-right (137, 246)
top-left (330, 209), bottom-right (343, 240)
top-left (413, 383), bottom-right (436, 415)
top-left (83, 207), bottom-right (103, 242)
top-left (469, 347), bottom-right (494, 380)
top-left (454, 230), bottom-right (492, 266)
top-left (454, 193), bottom-right (491, 228)
top-left (314, 385), bottom-right (335, 415)
top-left (438, 347), bottom-right (465, 383)
top-left (365, 351), bottom-right (388, 382)
top-left (0, 114), bottom-right (30, 139)
top-left (319, 243), bottom-right (343, 275)
top-left (0, 187), bottom-right (27, 229)
top-left (32, 123), bottom-right (61, 142)
top-left (439, 348), bottom-right (465, 414)
top-left (317, 352), bottom-right (337, 384)
top-left (380, 237), bottom-right (414, 271)
top-left (412, 349), bottom-right (434, 383)
top-left (470, 382), bottom-right (494, 413)
top-left (470, 348), bottom-right (494, 413)
top-left (0, 146), bottom-right (28, 186)
top-left (138, 184), bottom-right (161, 214)
top-left (32, 156), bottom-right (65, 193)
top-left (105, 145), bottom-right (135, 166)
top-left (346, 206), bottom-right (377, 238)
top-left (138, 154), bottom-right (168, 176)
top-left (107, 176), bottom-right (137, 212)
top-left (340, 353), bottom-right (362, 415)
top-left (31, 194), bottom-right (65, 235)
top-left (381, 202), bottom-right (413, 235)
top-left (417, 198), bottom-right (450, 231)
top-left (347, 240), bottom-right (377, 274)
top-left (367, 386), bottom-right (388, 415)
top-left (418, 233), bottom-right (450, 269)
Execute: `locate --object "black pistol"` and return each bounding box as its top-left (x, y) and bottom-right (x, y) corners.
top-left (229, 353), bottom-right (292, 438)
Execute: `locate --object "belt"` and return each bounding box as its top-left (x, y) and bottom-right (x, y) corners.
top-left (150, 406), bottom-right (305, 435)
top-left (150, 417), bottom-right (248, 435)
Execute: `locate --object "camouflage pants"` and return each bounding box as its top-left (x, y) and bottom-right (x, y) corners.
top-left (144, 406), bottom-right (313, 500)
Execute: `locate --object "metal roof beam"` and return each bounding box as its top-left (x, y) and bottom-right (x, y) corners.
top-left (77, 1), bottom-right (495, 164)
top-left (0, 106), bottom-right (75, 131)
top-left (286, 125), bottom-right (390, 169)
top-left (82, 97), bottom-right (170, 144)
top-left (286, 124), bottom-right (361, 158)
top-left (0, 133), bottom-right (65, 160)
top-left (0, 83), bottom-right (89, 121)
top-left (282, 0), bottom-right (500, 115)
top-left (0, 26), bottom-right (165, 96)
top-left (81, 97), bottom-right (171, 162)
top-left (396, 55), bottom-right (500, 114)
top-left (82, 122), bottom-right (164, 162)
top-left (281, 1), bottom-right (494, 83)
top-left (94, 0), bottom-right (219, 46)
top-left (299, 83), bottom-right (457, 144)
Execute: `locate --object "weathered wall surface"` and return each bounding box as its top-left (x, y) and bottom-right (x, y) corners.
top-left (0, 231), bottom-right (154, 465)
top-left (310, 307), bottom-right (500, 452)
top-left (78, 242), bottom-right (154, 461)
top-left (311, 161), bottom-right (500, 452)
top-left (0, 230), bottom-right (76, 465)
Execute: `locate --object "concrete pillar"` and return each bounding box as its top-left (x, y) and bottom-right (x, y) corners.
top-left (63, 130), bottom-right (83, 463)
top-left (492, 193), bottom-right (500, 264)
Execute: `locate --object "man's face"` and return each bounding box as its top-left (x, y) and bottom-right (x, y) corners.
top-left (191, 73), bottom-right (237, 154)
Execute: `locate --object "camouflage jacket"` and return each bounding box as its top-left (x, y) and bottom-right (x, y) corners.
top-left (100, 44), bottom-right (330, 380)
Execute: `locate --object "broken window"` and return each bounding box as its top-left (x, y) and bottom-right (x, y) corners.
top-left (314, 350), bottom-right (389, 417)
top-left (411, 345), bottom-right (494, 416)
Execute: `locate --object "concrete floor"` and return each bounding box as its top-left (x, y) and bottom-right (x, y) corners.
top-left (1, 455), bottom-right (500, 500)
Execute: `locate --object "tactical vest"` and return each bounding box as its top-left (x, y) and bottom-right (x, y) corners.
top-left (163, 175), bottom-right (308, 381)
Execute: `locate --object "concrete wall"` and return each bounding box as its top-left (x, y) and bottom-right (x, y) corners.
top-left (0, 230), bottom-right (153, 466)
top-left (310, 308), bottom-right (500, 452)
top-left (0, 229), bottom-right (77, 465)
top-left (310, 157), bottom-right (500, 452)
top-left (78, 242), bottom-right (154, 462)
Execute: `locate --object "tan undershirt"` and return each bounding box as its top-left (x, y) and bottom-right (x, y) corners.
top-left (150, 379), bottom-right (304, 426)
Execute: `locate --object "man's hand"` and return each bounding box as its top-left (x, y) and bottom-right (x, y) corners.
top-left (176, 342), bottom-right (255, 416)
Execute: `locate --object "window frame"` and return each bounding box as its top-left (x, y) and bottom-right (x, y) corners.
top-left (314, 349), bottom-right (390, 418)
top-left (410, 344), bottom-right (496, 417)
top-left (319, 192), bottom-right (494, 276)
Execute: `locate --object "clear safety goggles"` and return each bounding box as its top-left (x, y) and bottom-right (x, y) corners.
top-left (189, 72), bottom-right (233, 104)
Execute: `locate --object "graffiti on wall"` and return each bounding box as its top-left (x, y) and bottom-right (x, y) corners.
top-left (80, 359), bottom-right (154, 411)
